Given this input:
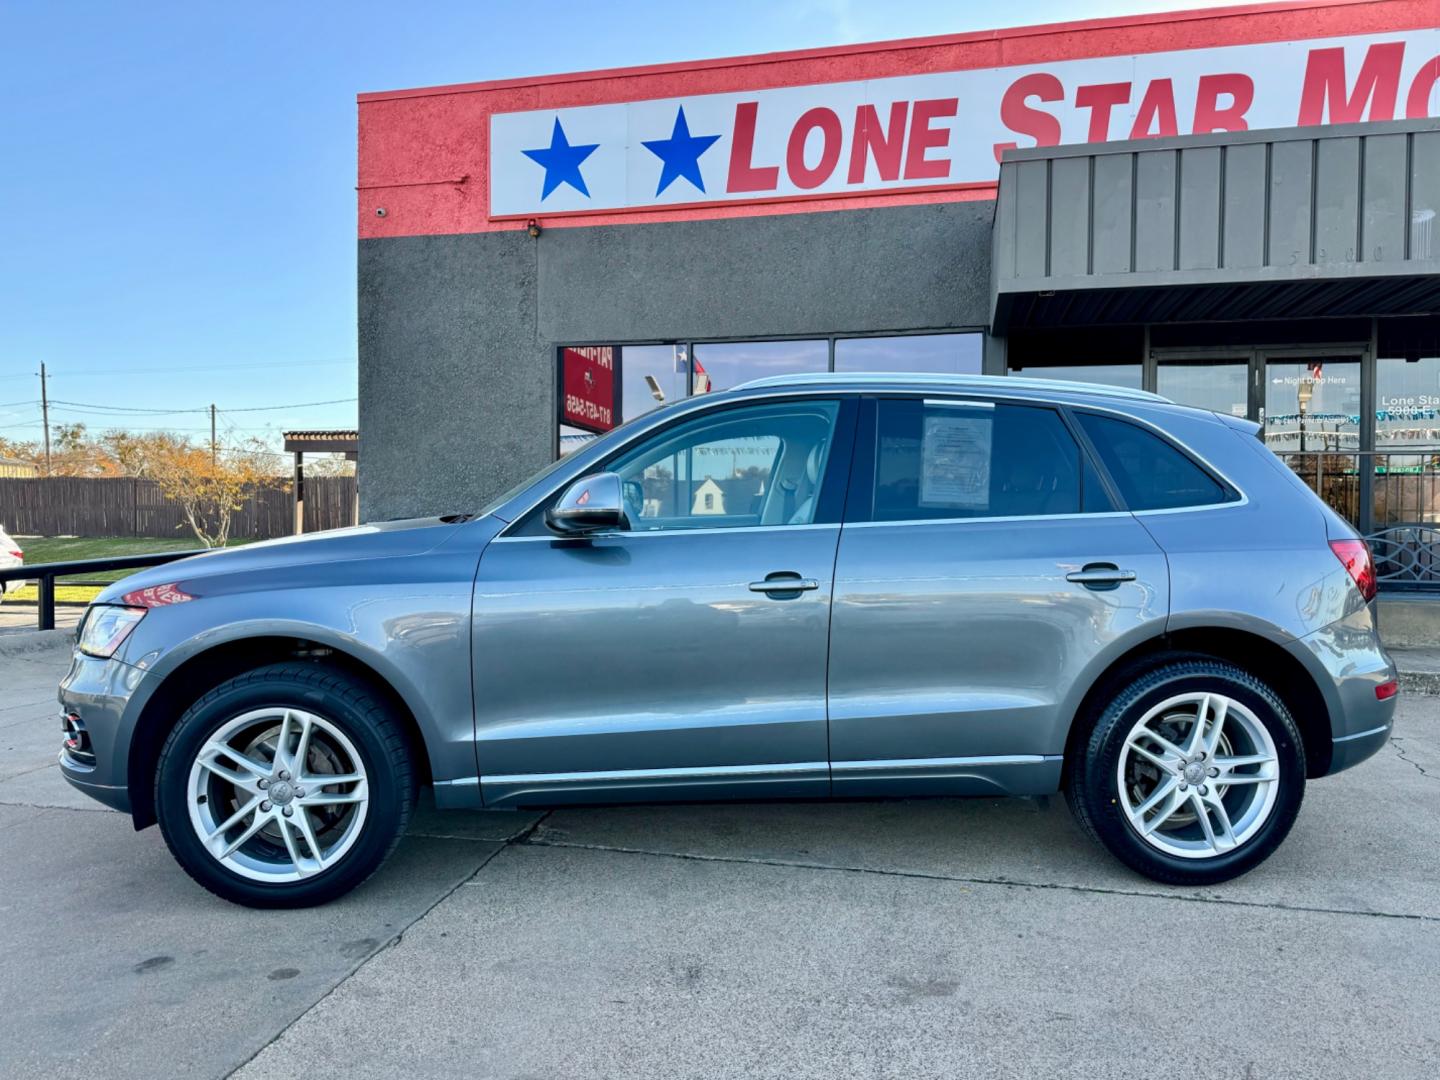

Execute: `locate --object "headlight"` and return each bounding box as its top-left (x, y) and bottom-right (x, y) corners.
top-left (77, 605), bottom-right (147, 659)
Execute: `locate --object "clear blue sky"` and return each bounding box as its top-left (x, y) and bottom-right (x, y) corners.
top-left (0, 0), bottom-right (1235, 445)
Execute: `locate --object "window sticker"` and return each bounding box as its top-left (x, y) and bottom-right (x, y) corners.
top-left (919, 411), bottom-right (992, 509)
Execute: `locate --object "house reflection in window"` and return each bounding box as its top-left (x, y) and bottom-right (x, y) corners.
top-left (694, 482), bottom-right (723, 515)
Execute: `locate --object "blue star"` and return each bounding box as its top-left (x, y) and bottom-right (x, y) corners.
top-left (642, 107), bottom-right (721, 196)
top-left (521, 118), bottom-right (599, 200)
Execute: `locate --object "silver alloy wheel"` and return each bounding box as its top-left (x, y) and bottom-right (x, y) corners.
top-left (1116, 691), bottom-right (1280, 860)
top-left (186, 708), bottom-right (370, 883)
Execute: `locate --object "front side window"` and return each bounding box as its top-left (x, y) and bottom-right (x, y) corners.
top-left (602, 400), bottom-right (841, 531)
top-left (1076, 411), bottom-right (1231, 511)
top-left (871, 399), bottom-right (1102, 521)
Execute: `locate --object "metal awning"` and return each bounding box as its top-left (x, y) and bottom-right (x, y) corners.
top-left (991, 118), bottom-right (1440, 332)
top-left (283, 430), bottom-right (358, 457)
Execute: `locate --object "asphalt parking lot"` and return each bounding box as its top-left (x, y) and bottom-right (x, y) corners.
top-left (2, 635), bottom-right (1437, 1079)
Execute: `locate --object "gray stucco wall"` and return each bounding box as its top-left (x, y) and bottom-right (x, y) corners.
top-left (359, 199), bottom-right (994, 521)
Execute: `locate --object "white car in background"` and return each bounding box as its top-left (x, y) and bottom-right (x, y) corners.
top-left (0, 525), bottom-right (23, 599)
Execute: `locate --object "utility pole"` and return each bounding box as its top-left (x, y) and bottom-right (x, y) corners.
top-left (39, 362), bottom-right (51, 476)
top-left (210, 404), bottom-right (217, 466)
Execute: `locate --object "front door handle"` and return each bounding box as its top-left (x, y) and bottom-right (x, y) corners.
top-left (748, 574), bottom-right (819, 594)
top-left (1066, 564), bottom-right (1136, 590)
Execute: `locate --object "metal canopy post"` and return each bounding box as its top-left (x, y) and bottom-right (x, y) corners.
top-left (282, 430), bottom-right (359, 537)
top-left (293, 450), bottom-right (305, 536)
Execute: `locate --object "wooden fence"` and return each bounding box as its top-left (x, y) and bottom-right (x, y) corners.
top-left (0, 477), bottom-right (357, 540)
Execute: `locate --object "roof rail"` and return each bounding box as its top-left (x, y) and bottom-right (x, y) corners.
top-left (730, 371), bottom-right (1168, 403)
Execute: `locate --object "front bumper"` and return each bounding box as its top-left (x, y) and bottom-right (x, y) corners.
top-left (57, 647), bottom-right (152, 815)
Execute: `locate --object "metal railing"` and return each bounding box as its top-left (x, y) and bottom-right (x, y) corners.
top-left (0, 551), bottom-right (199, 632)
top-left (1279, 450), bottom-right (1440, 588)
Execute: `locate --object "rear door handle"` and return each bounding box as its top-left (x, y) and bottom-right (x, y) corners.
top-left (1065, 564), bottom-right (1136, 590)
top-left (748, 574), bottom-right (819, 594)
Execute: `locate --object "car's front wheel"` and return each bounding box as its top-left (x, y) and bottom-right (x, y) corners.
top-left (154, 662), bottom-right (416, 908)
top-left (1066, 657), bottom-right (1306, 885)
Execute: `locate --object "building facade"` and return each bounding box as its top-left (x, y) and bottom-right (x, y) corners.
top-left (357, 0), bottom-right (1440, 581)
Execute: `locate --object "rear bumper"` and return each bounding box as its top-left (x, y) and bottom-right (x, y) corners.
top-left (1287, 606), bottom-right (1398, 777)
top-left (1328, 723), bottom-right (1393, 774)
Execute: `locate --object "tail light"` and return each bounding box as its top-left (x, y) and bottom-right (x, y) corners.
top-left (1329, 539), bottom-right (1377, 602)
top-left (7, 550), bottom-right (20, 560)
top-left (1375, 680), bottom-right (1399, 701)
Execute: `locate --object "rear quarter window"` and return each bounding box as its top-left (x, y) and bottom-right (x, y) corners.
top-left (1076, 411), bottom-right (1233, 511)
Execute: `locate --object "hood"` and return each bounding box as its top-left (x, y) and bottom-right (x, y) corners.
top-left (95, 516), bottom-right (466, 605)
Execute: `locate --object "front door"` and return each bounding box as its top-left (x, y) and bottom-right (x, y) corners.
top-left (472, 397), bottom-right (855, 807)
top-left (827, 395), bottom-right (1170, 797)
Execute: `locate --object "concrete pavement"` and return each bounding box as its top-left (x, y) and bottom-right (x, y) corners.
top-left (1, 635), bottom-right (1436, 1079)
top-left (0, 602), bottom-right (83, 636)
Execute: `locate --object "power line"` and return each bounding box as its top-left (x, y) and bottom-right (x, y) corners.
top-left (0, 359), bottom-right (357, 379)
top-left (11, 421), bottom-right (299, 434)
top-left (44, 396), bottom-right (356, 416)
top-left (47, 402), bottom-right (200, 416)
top-left (225, 398), bottom-right (357, 413)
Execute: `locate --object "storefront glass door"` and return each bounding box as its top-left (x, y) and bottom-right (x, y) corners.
top-left (1261, 356), bottom-right (1363, 455)
top-left (1155, 356), bottom-right (1250, 418)
top-left (1261, 353), bottom-right (1364, 528)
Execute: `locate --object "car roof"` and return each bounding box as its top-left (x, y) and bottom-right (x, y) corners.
top-left (730, 371), bottom-right (1169, 405)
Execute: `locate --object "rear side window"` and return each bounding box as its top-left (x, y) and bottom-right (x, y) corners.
top-left (871, 399), bottom-right (1110, 521)
top-left (1076, 412), bottom-right (1231, 511)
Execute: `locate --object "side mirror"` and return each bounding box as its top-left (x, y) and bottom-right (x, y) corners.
top-left (545, 472), bottom-right (631, 536)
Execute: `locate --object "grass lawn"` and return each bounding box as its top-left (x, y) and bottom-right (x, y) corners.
top-left (5, 536), bottom-right (256, 603)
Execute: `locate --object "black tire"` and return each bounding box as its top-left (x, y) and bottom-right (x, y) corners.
top-left (1065, 656), bottom-right (1306, 886)
top-left (154, 662), bottom-right (417, 908)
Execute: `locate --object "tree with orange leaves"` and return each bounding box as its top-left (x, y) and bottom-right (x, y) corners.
top-left (145, 436), bottom-right (273, 547)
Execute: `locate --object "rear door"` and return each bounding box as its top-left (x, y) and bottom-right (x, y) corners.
top-left (827, 395), bottom-right (1169, 796)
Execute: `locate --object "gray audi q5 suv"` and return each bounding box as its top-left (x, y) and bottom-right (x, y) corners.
top-left (58, 373), bottom-right (1398, 906)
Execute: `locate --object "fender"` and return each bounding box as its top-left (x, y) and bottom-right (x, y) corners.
top-left (1055, 607), bottom-right (1344, 756)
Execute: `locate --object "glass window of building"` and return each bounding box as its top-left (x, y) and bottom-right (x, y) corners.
top-left (691, 340), bottom-right (827, 394)
top-left (1263, 360), bottom-right (1361, 455)
top-left (834, 333), bottom-right (982, 374)
top-left (1374, 354), bottom-right (1440, 531)
top-left (1376, 356), bottom-right (1440, 449)
top-left (558, 424), bottom-right (595, 457)
top-left (1007, 361), bottom-right (1143, 389)
top-left (620, 344), bottom-right (690, 423)
top-left (1156, 357), bottom-right (1250, 417)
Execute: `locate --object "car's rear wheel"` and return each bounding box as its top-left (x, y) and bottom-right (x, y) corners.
top-left (154, 662), bottom-right (416, 908)
top-left (1066, 657), bottom-right (1306, 885)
